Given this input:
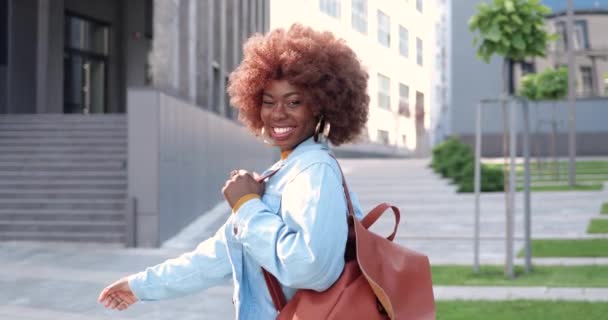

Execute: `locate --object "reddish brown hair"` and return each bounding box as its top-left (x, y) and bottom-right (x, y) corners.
top-left (227, 24), bottom-right (369, 146)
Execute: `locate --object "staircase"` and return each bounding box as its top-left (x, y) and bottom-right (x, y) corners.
top-left (0, 114), bottom-right (128, 244)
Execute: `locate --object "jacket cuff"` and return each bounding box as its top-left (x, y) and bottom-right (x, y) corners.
top-left (232, 193), bottom-right (260, 213)
top-left (126, 272), bottom-right (149, 301)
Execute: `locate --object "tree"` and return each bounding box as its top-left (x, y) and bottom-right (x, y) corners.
top-left (469, 0), bottom-right (555, 278)
top-left (519, 68), bottom-right (568, 176)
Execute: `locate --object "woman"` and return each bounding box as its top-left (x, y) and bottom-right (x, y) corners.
top-left (98, 23), bottom-right (369, 319)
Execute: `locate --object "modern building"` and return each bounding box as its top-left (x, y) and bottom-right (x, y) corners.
top-left (446, 0), bottom-right (608, 156)
top-left (0, 0), bottom-right (275, 247)
top-left (270, 0), bottom-right (445, 156)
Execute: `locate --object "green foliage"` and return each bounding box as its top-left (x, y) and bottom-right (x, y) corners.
top-left (602, 202), bottom-right (608, 215)
top-left (519, 67), bottom-right (568, 101)
top-left (469, 0), bottom-right (555, 62)
top-left (536, 67), bottom-right (568, 100)
top-left (430, 137), bottom-right (504, 193)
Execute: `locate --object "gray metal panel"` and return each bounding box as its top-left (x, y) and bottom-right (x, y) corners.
top-left (128, 89), bottom-right (161, 246)
top-left (128, 89), bottom-right (276, 246)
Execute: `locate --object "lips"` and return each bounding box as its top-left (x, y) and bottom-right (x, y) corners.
top-left (270, 127), bottom-right (295, 140)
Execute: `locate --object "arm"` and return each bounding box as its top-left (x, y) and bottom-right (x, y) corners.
top-left (232, 162), bottom-right (348, 291)
top-left (126, 221), bottom-right (233, 301)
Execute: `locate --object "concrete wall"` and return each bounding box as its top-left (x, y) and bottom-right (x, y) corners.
top-left (458, 97), bottom-right (608, 156)
top-left (128, 89), bottom-right (276, 247)
top-left (6, 0), bottom-right (38, 113)
top-left (123, 0), bottom-right (150, 88)
top-left (449, 0), bottom-right (503, 135)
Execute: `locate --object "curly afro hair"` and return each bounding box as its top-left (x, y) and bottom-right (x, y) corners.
top-left (227, 24), bottom-right (369, 146)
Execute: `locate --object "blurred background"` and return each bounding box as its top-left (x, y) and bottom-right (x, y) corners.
top-left (0, 1), bottom-right (607, 319)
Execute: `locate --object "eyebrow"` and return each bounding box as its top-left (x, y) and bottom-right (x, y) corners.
top-left (262, 91), bottom-right (300, 98)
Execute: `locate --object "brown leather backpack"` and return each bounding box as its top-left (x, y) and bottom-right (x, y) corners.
top-left (260, 157), bottom-right (436, 320)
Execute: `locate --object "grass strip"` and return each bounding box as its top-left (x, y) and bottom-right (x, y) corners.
top-left (432, 265), bottom-right (608, 287)
top-left (587, 219), bottom-right (608, 234)
top-left (436, 301), bottom-right (608, 320)
top-left (518, 239), bottom-right (608, 257)
top-left (516, 184), bottom-right (603, 192)
top-left (602, 202), bottom-right (608, 215)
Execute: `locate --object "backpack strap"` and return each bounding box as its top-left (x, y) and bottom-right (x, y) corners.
top-left (260, 155), bottom-right (357, 312)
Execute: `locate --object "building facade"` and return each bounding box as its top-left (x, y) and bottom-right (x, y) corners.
top-left (446, 0), bottom-right (608, 156)
top-left (270, 0), bottom-right (443, 156)
top-left (0, 0), bottom-right (276, 247)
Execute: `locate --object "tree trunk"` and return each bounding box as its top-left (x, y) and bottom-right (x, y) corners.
top-left (503, 58), bottom-right (514, 279)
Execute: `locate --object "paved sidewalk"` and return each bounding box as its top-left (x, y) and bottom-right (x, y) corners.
top-left (1, 158), bottom-right (607, 319)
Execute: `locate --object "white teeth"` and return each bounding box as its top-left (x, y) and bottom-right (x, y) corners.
top-left (273, 127), bottom-right (294, 134)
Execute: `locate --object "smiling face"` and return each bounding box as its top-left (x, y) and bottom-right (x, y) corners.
top-left (260, 80), bottom-right (319, 152)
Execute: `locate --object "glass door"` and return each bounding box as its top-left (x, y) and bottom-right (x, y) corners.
top-left (63, 13), bottom-right (109, 114)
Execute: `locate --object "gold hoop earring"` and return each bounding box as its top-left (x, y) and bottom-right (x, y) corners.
top-left (314, 116), bottom-right (331, 143)
top-left (260, 127), bottom-right (273, 145)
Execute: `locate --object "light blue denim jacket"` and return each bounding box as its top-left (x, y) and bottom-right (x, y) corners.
top-left (128, 137), bottom-right (364, 319)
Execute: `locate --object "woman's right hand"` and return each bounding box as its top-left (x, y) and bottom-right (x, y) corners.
top-left (98, 277), bottom-right (139, 311)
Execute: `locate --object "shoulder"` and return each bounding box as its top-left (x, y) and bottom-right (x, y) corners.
top-left (285, 149), bottom-right (341, 183)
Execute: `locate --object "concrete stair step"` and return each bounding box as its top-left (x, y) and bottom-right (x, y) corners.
top-left (0, 163), bottom-right (126, 172)
top-left (0, 172), bottom-right (126, 181)
top-left (0, 157), bottom-right (126, 165)
top-left (0, 113), bottom-right (125, 120)
top-left (0, 199), bottom-right (125, 210)
top-left (0, 153), bottom-right (126, 162)
top-left (0, 230), bottom-right (125, 243)
top-left (0, 190), bottom-right (126, 200)
top-left (0, 140), bottom-right (127, 147)
top-left (0, 220), bottom-right (125, 233)
top-left (0, 209), bottom-right (124, 222)
top-left (0, 181), bottom-right (126, 190)
top-left (0, 146), bottom-right (126, 154)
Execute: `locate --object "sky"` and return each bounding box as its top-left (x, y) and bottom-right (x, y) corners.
top-left (542, 0), bottom-right (608, 13)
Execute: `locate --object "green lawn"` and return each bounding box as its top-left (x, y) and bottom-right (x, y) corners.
top-left (436, 301), bottom-right (608, 320)
top-left (432, 265), bottom-right (608, 287)
top-left (487, 161), bottom-right (608, 192)
top-left (588, 219), bottom-right (608, 234)
top-left (516, 184), bottom-right (603, 192)
top-left (518, 239), bottom-right (608, 257)
top-left (602, 202), bottom-right (608, 215)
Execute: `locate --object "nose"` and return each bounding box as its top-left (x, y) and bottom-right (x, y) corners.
top-left (270, 103), bottom-right (288, 120)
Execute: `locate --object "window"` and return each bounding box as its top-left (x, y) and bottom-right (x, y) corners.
top-left (377, 73), bottom-right (391, 110)
top-left (378, 130), bottom-right (390, 145)
top-left (398, 83), bottom-right (410, 117)
top-left (573, 20), bottom-right (589, 50)
top-left (555, 20), bottom-right (590, 51)
top-left (416, 0), bottom-right (423, 13)
top-left (377, 10), bottom-right (390, 47)
top-left (416, 37), bottom-right (423, 66)
top-left (320, 0), bottom-right (340, 19)
top-left (0, 0), bottom-right (7, 66)
top-left (580, 66), bottom-right (594, 96)
top-left (399, 25), bottom-right (409, 57)
top-left (351, 0), bottom-right (367, 34)
top-left (402, 134), bottom-right (407, 146)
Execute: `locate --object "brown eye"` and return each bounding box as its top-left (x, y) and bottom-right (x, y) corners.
top-left (287, 100), bottom-right (301, 107)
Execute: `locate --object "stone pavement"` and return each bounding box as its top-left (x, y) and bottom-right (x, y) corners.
top-left (2, 158), bottom-right (607, 319)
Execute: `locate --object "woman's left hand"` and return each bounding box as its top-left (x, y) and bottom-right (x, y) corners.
top-left (222, 170), bottom-right (264, 208)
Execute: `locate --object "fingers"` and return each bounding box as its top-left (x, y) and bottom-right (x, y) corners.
top-left (98, 278), bottom-right (138, 311)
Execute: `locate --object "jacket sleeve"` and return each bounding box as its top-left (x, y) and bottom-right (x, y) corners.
top-left (231, 162), bottom-right (348, 291)
top-left (127, 221), bottom-right (233, 301)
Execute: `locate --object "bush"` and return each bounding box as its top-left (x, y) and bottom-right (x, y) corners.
top-left (431, 137), bottom-right (504, 192)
